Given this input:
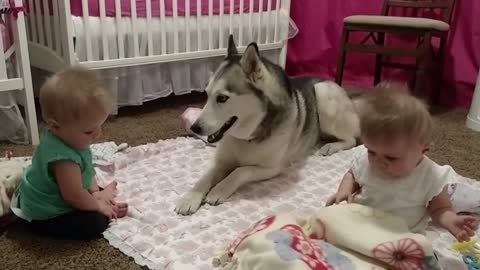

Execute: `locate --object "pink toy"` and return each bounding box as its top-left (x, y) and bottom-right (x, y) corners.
top-left (180, 107), bottom-right (216, 146)
top-left (181, 107), bottom-right (202, 135)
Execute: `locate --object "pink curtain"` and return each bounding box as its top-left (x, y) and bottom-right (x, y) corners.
top-left (286, 0), bottom-right (480, 108)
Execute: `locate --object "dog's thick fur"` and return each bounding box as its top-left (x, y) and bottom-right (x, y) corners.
top-left (175, 36), bottom-right (359, 215)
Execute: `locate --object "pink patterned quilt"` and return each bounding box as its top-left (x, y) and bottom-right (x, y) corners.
top-left (95, 138), bottom-right (479, 270)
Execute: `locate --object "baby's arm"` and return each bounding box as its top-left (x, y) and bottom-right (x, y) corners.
top-left (326, 169), bottom-right (360, 206)
top-left (88, 177), bottom-right (100, 193)
top-left (53, 161), bottom-right (116, 219)
top-left (89, 176), bottom-right (117, 203)
top-left (428, 188), bottom-right (478, 241)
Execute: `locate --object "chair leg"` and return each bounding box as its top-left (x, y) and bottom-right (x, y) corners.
top-left (374, 32), bottom-right (385, 85)
top-left (414, 33), bottom-right (432, 97)
top-left (335, 28), bottom-right (349, 86)
top-left (414, 58), bottom-right (427, 97)
top-left (411, 65), bottom-right (418, 91)
top-left (431, 38), bottom-right (447, 105)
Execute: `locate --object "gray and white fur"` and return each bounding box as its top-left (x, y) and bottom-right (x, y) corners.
top-left (175, 36), bottom-right (360, 215)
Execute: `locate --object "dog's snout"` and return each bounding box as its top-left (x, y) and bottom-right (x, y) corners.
top-left (190, 123), bottom-right (202, 134)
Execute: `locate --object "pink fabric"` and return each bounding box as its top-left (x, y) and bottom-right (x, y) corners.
top-left (69, 0), bottom-right (277, 17)
top-left (286, 1), bottom-right (480, 108)
top-left (0, 0), bottom-right (18, 51)
top-left (0, 20), bottom-right (11, 52)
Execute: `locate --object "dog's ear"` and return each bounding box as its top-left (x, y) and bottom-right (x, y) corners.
top-left (240, 42), bottom-right (261, 76)
top-left (227, 35), bottom-right (238, 57)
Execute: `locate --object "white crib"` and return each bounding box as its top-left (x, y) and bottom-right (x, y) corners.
top-left (26, 0), bottom-right (294, 110)
top-left (0, 0), bottom-right (38, 145)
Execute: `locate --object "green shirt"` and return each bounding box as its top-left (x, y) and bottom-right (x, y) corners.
top-left (18, 129), bottom-right (95, 220)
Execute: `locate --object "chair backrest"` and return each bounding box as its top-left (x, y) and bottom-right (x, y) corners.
top-left (381, 0), bottom-right (456, 24)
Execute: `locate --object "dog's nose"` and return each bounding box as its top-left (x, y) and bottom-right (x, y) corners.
top-left (190, 123), bottom-right (202, 134)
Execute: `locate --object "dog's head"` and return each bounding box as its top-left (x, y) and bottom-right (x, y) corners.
top-left (191, 35), bottom-right (287, 143)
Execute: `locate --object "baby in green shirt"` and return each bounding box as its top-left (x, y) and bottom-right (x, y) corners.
top-left (11, 66), bottom-right (128, 240)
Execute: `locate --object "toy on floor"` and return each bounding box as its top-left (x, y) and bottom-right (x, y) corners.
top-left (180, 107), bottom-right (216, 146)
top-left (0, 152), bottom-right (31, 217)
top-left (452, 239), bottom-right (480, 270)
top-left (448, 183), bottom-right (480, 216)
top-left (4, 150), bottom-right (12, 159)
top-left (90, 141), bottom-right (129, 166)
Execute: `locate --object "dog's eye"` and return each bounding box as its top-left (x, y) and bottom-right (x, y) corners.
top-left (216, 95), bottom-right (229, 103)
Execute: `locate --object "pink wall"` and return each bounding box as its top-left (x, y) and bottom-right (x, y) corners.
top-left (286, 0), bottom-right (480, 109)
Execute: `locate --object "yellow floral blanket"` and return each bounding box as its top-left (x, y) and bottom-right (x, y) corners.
top-left (214, 204), bottom-right (442, 270)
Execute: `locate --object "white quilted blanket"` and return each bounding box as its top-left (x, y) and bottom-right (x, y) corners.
top-left (97, 137), bottom-right (480, 270)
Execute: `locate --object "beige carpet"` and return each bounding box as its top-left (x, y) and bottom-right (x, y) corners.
top-left (0, 93), bottom-right (479, 270)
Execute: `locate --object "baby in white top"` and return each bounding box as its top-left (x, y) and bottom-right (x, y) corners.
top-left (327, 82), bottom-right (478, 242)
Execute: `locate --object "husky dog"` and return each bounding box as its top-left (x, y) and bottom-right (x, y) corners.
top-left (175, 36), bottom-right (360, 215)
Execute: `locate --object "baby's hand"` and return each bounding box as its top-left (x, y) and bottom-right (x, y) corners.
top-left (103, 181), bottom-right (118, 198)
top-left (94, 181), bottom-right (118, 203)
top-left (98, 200), bottom-right (117, 220)
top-left (447, 215), bottom-right (478, 242)
top-left (325, 190), bottom-right (355, 206)
top-left (114, 202), bottom-right (128, 218)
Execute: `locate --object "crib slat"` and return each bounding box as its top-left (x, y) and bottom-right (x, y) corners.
top-left (146, 0), bottom-right (153, 56)
top-left (248, 0), bottom-right (253, 40)
top-left (52, 0), bottom-right (62, 55)
top-left (219, 0), bottom-right (224, 48)
top-left (239, 0), bottom-right (244, 46)
top-left (265, 0), bottom-right (272, 43)
top-left (42, 0), bottom-right (53, 49)
top-left (0, 35), bottom-right (6, 79)
top-left (82, 0), bottom-right (93, 61)
top-left (185, 0), bottom-right (191, 52)
top-left (229, 0), bottom-right (233, 35)
top-left (115, 0), bottom-right (125, 58)
top-left (34, 0), bottom-right (45, 45)
top-left (160, 0), bottom-right (166, 54)
top-left (274, 0), bottom-right (280, 42)
top-left (196, 0), bottom-right (201, 51)
top-left (173, 0), bottom-right (179, 53)
top-left (131, 0), bottom-right (139, 57)
top-left (99, 0), bottom-right (110, 60)
top-left (208, 0), bottom-right (212, 50)
top-left (58, 0), bottom-right (76, 65)
top-left (257, 0), bottom-right (263, 43)
top-left (25, 12), bottom-right (30, 41)
top-left (28, 0), bottom-right (37, 42)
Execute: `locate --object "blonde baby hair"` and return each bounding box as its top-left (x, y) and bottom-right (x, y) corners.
top-left (356, 81), bottom-right (433, 144)
top-left (39, 66), bottom-right (112, 123)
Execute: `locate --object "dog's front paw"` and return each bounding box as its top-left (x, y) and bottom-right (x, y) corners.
top-left (175, 191), bottom-right (204, 215)
top-left (205, 182), bottom-right (233, 206)
top-left (318, 143), bottom-right (343, 156)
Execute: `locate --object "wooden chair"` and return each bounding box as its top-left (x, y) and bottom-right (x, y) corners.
top-left (335, 0), bottom-right (456, 102)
